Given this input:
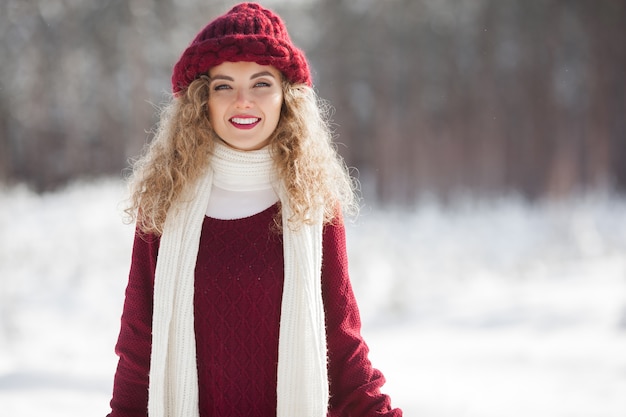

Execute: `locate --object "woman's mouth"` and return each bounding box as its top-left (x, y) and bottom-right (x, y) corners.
top-left (230, 117), bottom-right (261, 130)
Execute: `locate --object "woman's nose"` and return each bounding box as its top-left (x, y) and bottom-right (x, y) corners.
top-left (235, 89), bottom-right (252, 108)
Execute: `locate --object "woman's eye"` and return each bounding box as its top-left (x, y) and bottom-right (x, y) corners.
top-left (213, 84), bottom-right (231, 91)
top-left (254, 81), bottom-right (271, 88)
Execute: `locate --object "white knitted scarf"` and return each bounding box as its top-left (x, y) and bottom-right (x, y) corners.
top-left (148, 141), bottom-right (329, 417)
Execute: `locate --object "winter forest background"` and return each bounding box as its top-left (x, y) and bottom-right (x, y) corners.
top-left (1, 0), bottom-right (626, 416)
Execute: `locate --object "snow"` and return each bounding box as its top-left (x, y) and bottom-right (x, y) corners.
top-left (1, 179), bottom-right (625, 416)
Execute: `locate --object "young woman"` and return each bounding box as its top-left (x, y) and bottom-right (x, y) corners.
top-left (107, 3), bottom-right (402, 416)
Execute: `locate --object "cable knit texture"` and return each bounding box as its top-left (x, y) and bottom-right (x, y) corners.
top-left (108, 206), bottom-right (403, 416)
top-left (194, 204), bottom-right (284, 414)
top-left (145, 142), bottom-right (328, 417)
top-left (171, 3), bottom-right (311, 94)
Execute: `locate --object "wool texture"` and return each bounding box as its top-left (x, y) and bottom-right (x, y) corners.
top-left (148, 141), bottom-right (328, 417)
top-left (171, 2), bottom-right (311, 94)
top-left (193, 203), bottom-right (284, 414)
top-left (107, 196), bottom-right (404, 416)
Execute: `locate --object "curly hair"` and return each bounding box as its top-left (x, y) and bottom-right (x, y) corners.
top-left (125, 76), bottom-right (358, 236)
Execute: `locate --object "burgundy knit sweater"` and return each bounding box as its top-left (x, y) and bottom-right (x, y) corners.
top-left (108, 204), bottom-right (401, 416)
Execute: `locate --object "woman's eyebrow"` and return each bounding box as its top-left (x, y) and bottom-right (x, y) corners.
top-left (210, 72), bottom-right (275, 81)
top-left (251, 71), bottom-right (276, 79)
top-left (210, 74), bottom-right (234, 81)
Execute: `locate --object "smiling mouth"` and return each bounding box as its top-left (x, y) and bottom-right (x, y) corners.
top-left (230, 117), bottom-right (261, 128)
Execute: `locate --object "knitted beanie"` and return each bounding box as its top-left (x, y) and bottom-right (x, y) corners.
top-left (171, 2), bottom-right (311, 94)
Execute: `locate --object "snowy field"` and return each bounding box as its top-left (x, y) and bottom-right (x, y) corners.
top-left (1, 179), bottom-right (625, 416)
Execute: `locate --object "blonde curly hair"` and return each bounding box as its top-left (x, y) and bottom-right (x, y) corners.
top-left (125, 76), bottom-right (358, 236)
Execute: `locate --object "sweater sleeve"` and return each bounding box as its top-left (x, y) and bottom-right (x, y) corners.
top-left (322, 218), bottom-right (403, 417)
top-left (107, 230), bottom-right (160, 417)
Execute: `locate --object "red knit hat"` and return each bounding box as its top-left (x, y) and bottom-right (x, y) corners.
top-left (171, 2), bottom-right (311, 94)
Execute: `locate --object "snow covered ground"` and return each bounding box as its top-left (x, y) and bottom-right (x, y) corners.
top-left (1, 179), bottom-right (625, 416)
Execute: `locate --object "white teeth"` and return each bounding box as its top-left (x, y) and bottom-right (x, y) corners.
top-left (231, 117), bottom-right (260, 125)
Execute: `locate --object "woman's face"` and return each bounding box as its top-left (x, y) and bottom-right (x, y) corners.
top-left (207, 61), bottom-right (284, 151)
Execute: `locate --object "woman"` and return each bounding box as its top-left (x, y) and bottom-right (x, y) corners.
top-left (107, 3), bottom-right (402, 416)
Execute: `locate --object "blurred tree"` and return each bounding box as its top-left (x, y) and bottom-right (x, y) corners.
top-left (311, 0), bottom-right (626, 203)
top-left (0, 0), bottom-right (624, 204)
top-left (0, 0), bottom-right (230, 191)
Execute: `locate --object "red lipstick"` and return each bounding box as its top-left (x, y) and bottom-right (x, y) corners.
top-left (230, 116), bottom-right (261, 130)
